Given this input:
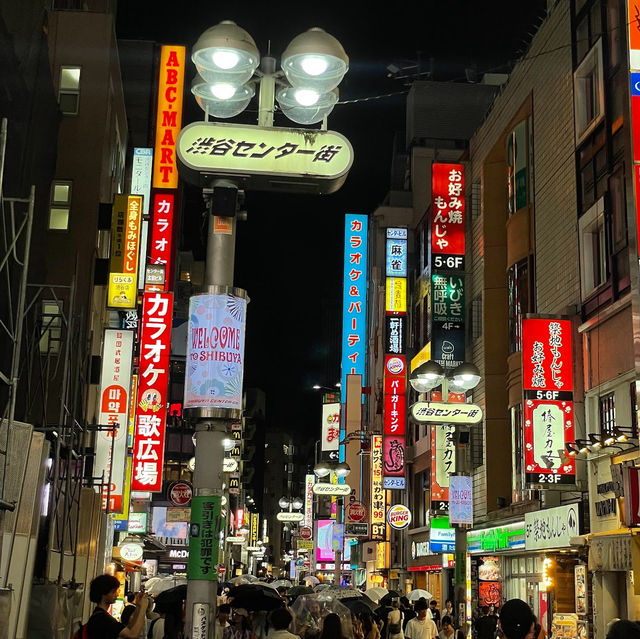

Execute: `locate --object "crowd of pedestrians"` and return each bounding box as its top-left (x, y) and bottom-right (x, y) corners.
top-left (78, 574), bottom-right (640, 639)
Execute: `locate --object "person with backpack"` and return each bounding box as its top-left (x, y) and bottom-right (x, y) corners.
top-left (78, 574), bottom-right (149, 638)
top-left (386, 600), bottom-right (404, 639)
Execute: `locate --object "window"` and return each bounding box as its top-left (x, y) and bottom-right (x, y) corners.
top-left (599, 392), bottom-right (616, 437)
top-left (511, 404), bottom-right (524, 502)
top-left (630, 382), bottom-right (638, 438)
top-left (508, 258), bottom-right (533, 353)
top-left (506, 119), bottom-right (533, 215)
top-left (49, 180), bottom-right (71, 230)
top-left (39, 300), bottom-right (63, 354)
top-left (471, 296), bottom-right (483, 341)
top-left (579, 197), bottom-right (608, 298)
top-left (58, 66), bottom-right (81, 115)
top-left (574, 39), bottom-right (605, 144)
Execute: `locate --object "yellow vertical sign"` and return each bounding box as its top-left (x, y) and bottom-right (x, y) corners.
top-left (385, 277), bottom-right (407, 312)
top-left (108, 195), bottom-right (142, 309)
top-left (153, 46), bottom-right (186, 189)
top-left (371, 435), bottom-right (385, 540)
top-left (112, 456), bottom-right (132, 525)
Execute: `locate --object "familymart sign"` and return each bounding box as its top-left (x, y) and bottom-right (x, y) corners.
top-left (467, 522), bottom-right (525, 554)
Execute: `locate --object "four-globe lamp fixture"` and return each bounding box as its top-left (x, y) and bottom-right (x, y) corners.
top-left (191, 21), bottom-right (348, 125)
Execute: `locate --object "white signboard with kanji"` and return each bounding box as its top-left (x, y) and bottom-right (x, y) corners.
top-left (96, 329), bottom-right (134, 511)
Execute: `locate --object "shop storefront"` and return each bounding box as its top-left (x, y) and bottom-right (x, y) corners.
top-left (523, 504), bottom-right (586, 637)
top-left (468, 505), bottom-right (586, 636)
top-left (407, 527), bottom-right (452, 604)
top-left (587, 456), bottom-right (640, 638)
top-left (468, 521), bottom-right (526, 611)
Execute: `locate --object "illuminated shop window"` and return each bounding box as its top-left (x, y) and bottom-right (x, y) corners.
top-left (58, 66), bottom-right (81, 115)
top-left (48, 180), bottom-right (72, 231)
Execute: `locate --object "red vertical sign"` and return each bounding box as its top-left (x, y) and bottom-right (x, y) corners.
top-left (132, 292), bottom-right (173, 492)
top-left (431, 163), bottom-right (466, 256)
top-left (522, 318), bottom-right (575, 486)
top-left (150, 192), bottom-right (175, 290)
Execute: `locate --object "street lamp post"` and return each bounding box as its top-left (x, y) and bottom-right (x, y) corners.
top-left (182, 21), bottom-right (349, 639)
top-left (314, 460), bottom-right (350, 586)
top-left (410, 361), bottom-right (481, 637)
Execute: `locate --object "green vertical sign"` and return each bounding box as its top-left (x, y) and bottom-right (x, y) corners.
top-left (188, 495), bottom-right (222, 580)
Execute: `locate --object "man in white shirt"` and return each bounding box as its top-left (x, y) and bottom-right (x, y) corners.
top-left (214, 603), bottom-right (231, 639)
top-left (268, 608), bottom-right (299, 639)
top-left (405, 601), bottom-right (439, 639)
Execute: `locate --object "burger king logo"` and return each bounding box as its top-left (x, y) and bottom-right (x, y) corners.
top-left (387, 504), bottom-right (411, 530)
top-left (386, 356), bottom-right (405, 376)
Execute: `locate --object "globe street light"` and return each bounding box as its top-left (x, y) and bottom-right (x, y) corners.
top-left (190, 21), bottom-right (348, 126)
top-left (312, 460), bottom-right (350, 585)
top-left (409, 359), bottom-right (482, 630)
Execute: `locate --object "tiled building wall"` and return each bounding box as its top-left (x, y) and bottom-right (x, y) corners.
top-left (467, 0), bottom-right (578, 519)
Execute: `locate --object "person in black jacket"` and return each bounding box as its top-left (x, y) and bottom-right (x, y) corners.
top-left (474, 606), bottom-right (498, 639)
top-left (86, 575), bottom-right (149, 639)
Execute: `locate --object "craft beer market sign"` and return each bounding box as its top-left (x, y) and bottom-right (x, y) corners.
top-left (177, 122), bottom-right (353, 194)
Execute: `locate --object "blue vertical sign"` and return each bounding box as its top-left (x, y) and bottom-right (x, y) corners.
top-left (341, 214), bottom-right (368, 393)
top-left (341, 214), bottom-right (368, 460)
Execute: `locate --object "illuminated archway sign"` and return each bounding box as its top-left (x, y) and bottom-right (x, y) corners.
top-left (177, 122), bottom-right (353, 194)
top-left (312, 483), bottom-right (351, 496)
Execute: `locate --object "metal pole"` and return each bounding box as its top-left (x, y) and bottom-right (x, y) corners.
top-left (185, 182), bottom-right (242, 639)
top-left (333, 492), bottom-right (342, 586)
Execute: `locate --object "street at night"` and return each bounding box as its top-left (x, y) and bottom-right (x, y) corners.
top-left (1, 1), bottom-right (640, 638)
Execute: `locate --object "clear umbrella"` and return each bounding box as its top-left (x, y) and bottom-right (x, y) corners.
top-left (304, 575), bottom-right (320, 586)
top-left (146, 576), bottom-right (187, 596)
top-left (364, 587), bottom-right (388, 602)
top-left (231, 574), bottom-right (260, 585)
top-left (408, 588), bottom-right (433, 601)
top-left (322, 586), bottom-right (365, 600)
top-left (271, 579), bottom-right (293, 589)
top-left (291, 593), bottom-right (354, 639)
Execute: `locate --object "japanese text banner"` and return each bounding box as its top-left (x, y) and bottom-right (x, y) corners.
top-left (132, 292), bottom-right (173, 492)
top-left (341, 214), bottom-right (368, 394)
top-left (431, 163), bottom-right (465, 256)
top-left (96, 329), bottom-right (134, 512)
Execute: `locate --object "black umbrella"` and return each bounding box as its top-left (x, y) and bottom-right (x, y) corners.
top-left (154, 584), bottom-right (187, 611)
top-left (379, 590), bottom-right (401, 606)
top-left (288, 585), bottom-right (314, 597)
top-left (342, 598), bottom-right (378, 616)
top-left (227, 583), bottom-right (283, 611)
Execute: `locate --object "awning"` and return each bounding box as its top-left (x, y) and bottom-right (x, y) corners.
top-left (585, 528), bottom-right (640, 575)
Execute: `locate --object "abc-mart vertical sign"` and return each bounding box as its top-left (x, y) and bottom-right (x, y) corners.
top-left (522, 317), bottom-right (575, 486)
top-left (153, 45), bottom-right (185, 189)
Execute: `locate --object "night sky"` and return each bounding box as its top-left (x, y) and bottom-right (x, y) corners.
top-left (116, 1), bottom-right (548, 438)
